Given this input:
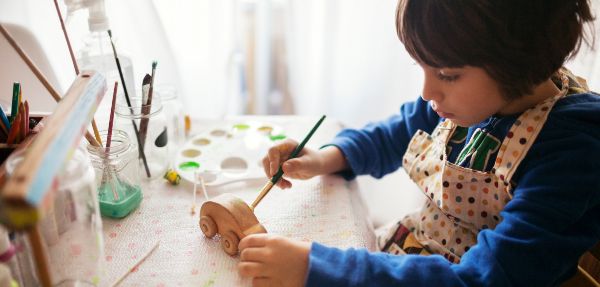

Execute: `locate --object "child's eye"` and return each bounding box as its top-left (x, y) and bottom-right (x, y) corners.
top-left (437, 71), bottom-right (460, 82)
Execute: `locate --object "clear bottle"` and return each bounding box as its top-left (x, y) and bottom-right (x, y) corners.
top-left (4, 147), bottom-right (103, 286)
top-left (115, 91), bottom-right (169, 181)
top-left (87, 129), bottom-right (143, 218)
top-left (72, 0), bottom-right (136, 121)
top-left (155, 84), bottom-right (184, 159)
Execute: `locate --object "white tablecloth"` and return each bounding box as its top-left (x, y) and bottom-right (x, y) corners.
top-left (100, 116), bottom-right (376, 286)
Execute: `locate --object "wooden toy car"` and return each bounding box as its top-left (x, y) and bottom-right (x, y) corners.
top-left (199, 193), bottom-right (267, 255)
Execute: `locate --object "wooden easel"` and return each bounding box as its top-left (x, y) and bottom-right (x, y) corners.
top-left (0, 72), bottom-right (106, 287)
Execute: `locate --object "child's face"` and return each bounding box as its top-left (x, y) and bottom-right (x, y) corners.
top-left (419, 64), bottom-right (509, 127)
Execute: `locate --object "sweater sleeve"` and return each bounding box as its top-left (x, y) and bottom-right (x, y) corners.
top-left (306, 125), bottom-right (600, 287)
top-left (330, 97), bottom-right (440, 180)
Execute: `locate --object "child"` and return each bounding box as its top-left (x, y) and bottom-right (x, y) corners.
top-left (238, 0), bottom-right (600, 286)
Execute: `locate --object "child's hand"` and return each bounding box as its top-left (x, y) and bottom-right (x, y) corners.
top-left (263, 139), bottom-right (324, 189)
top-left (238, 234), bottom-right (311, 287)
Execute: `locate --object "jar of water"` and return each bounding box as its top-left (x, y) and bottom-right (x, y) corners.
top-left (115, 90), bottom-right (169, 180)
top-left (87, 129), bottom-right (142, 218)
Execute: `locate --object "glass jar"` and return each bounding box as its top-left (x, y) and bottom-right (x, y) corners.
top-left (4, 147), bottom-right (103, 286)
top-left (155, 84), bottom-right (184, 159)
top-left (114, 90), bottom-right (168, 180)
top-left (87, 130), bottom-right (142, 218)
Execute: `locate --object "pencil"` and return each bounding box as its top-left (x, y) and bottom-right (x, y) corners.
top-left (24, 100), bottom-right (29, 137)
top-left (19, 102), bottom-right (26, 141)
top-left (250, 115), bottom-right (326, 209)
top-left (6, 111), bottom-right (21, 145)
top-left (108, 29), bottom-right (151, 178)
top-left (10, 83), bottom-right (19, 124)
top-left (0, 103), bottom-right (10, 131)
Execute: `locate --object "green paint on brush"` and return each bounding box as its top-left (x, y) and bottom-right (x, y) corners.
top-left (233, 123), bottom-right (250, 130)
top-left (179, 161), bottom-right (200, 171)
top-left (269, 134), bottom-right (286, 141)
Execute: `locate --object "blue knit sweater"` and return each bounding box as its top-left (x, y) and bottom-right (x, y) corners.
top-left (306, 94), bottom-right (600, 286)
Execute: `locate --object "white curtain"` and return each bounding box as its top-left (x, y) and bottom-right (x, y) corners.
top-left (2, 0), bottom-right (599, 125)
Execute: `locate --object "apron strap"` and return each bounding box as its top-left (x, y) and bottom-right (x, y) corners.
top-left (492, 69), bottom-right (588, 192)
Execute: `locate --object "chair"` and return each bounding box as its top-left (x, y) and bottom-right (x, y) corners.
top-left (0, 22), bottom-right (59, 114)
top-left (562, 242), bottom-right (600, 287)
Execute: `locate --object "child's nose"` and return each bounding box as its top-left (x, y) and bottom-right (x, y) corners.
top-left (421, 77), bottom-right (443, 103)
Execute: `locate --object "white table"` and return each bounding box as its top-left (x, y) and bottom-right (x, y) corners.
top-left (100, 116), bottom-right (376, 286)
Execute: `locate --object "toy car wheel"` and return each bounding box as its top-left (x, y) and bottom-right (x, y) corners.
top-left (221, 231), bottom-right (240, 256)
top-left (200, 215), bottom-right (217, 238)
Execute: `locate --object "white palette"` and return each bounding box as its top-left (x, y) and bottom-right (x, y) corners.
top-left (174, 122), bottom-right (286, 186)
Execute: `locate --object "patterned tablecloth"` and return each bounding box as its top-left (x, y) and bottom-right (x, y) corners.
top-left (99, 116), bottom-right (376, 286)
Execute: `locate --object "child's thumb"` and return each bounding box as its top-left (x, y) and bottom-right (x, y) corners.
top-left (282, 158), bottom-right (303, 174)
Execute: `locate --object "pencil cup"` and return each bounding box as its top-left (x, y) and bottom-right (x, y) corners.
top-left (4, 147), bottom-right (104, 286)
top-left (87, 130), bottom-right (143, 219)
top-left (115, 91), bottom-right (169, 180)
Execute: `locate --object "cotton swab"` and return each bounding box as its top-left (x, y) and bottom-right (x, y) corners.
top-left (191, 172), bottom-right (210, 215)
top-left (110, 241), bottom-right (160, 287)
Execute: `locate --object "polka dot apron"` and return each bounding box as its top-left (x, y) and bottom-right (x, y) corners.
top-left (377, 70), bottom-right (583, 263)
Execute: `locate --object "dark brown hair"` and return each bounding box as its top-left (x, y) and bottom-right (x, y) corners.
top-left (396, 0), bottom-right (595, 99)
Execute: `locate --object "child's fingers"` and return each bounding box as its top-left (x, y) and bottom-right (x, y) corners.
top-left (239, 233), bottom-right (269, 250)
top-left (261, 156), bottom-right (270, 177)
top-left (267, 148), bottom-right (281, 177)
top-left (276, 178), bottom-right (291, 189)
top-left (240, 247), bottom-right (270, 262)
top-left (238, 261), bottom-right (266, 277)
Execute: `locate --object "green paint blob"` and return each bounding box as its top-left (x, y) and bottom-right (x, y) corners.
top-left (179, 161), bottom-right (200, 171)
top-left (269, 134), bottom-right (287, 141)
top-left (233, 124), bottom-right (250, 130)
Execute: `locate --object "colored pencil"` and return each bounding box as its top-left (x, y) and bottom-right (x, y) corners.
top-left (250, 115), bottom-right (326, 209)
top-left (10, 83), bottom-right (19, 124)
top-left (108, 29), bottom-right (151, 177)
top-left (19, 102), bottom-right (26, 141)
top-left (0, 103), bottom-right (11, 131)
top-left (6, 112), bottom-right (21, 145)
top-left (24, 100), bottom-right (29, 137)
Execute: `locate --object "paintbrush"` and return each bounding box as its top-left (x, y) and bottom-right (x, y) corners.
top-left (102, 81), bottom-right (120, 201)
top-left (250, 115), bottom-right (326, 210)
top-left (139, 63), bottom-right (156, 150)
top-left (52, 0), bottom-right (103, 146)
top-left (108, 29), bottom-right (151, 178)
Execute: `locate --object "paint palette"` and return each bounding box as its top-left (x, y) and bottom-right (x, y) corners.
top-left (175, 122), bottom-right (286, 186)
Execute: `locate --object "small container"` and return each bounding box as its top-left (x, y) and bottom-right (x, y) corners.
top-left (115, 91), bottom-right (169, 180)
top-left (87, 130), bottom-right (142, 218)
top-left (4, 147), bottom-right (103, 286)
